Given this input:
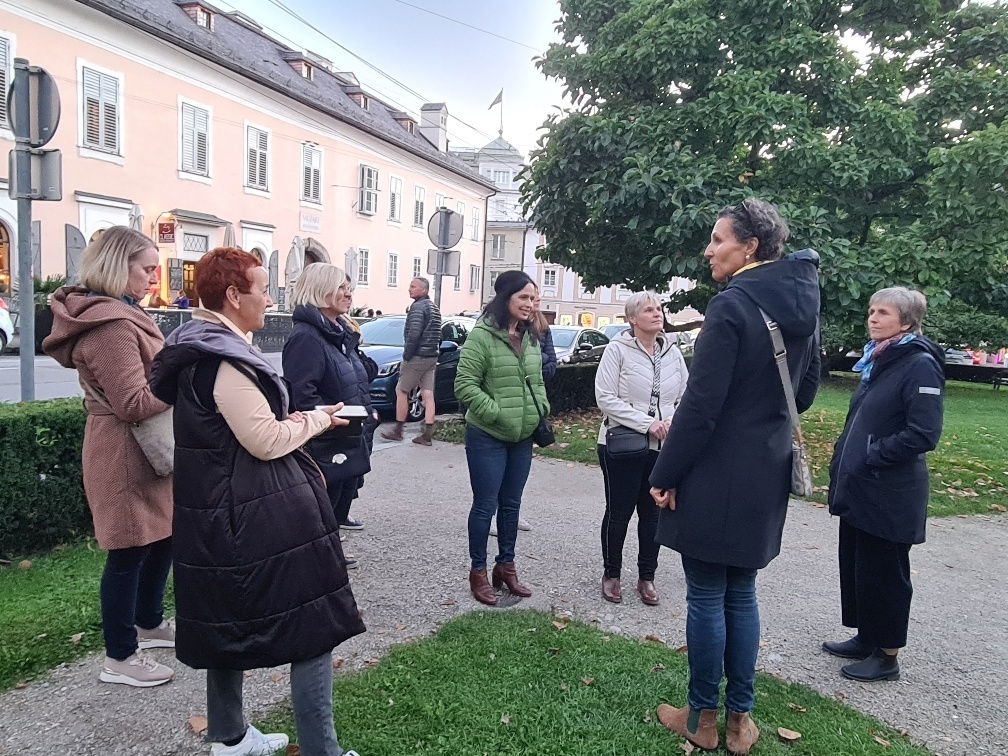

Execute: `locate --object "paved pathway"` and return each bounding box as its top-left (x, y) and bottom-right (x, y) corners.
top-left (1, 438), bottom-right (1005, 755)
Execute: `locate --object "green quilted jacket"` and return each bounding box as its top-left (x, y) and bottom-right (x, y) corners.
top-left (454, 319), bottom-right (550, 443)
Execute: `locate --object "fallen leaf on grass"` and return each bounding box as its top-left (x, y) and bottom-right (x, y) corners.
top-left (990, 504), bottom-right (1006, 513)
top-left (581, 677), bottom-right (594, 686)
top-left (777, 727), bottom-right (802, 742)
top-left (18, 560), bottom-right (32, 570)
top-left (188, 715), bottom-right (208, 735)
top-left (388, 698), bottom-right (394, 706)
top-left (650, 664), bottom-right (666, 672)
top-left (36, 634), bottom-right (47, 640)
top-left (834, 691), bottom-right (846, 700)
top-left (548, 647), bottom-right (561, 655)
top-left (500, 714), bottom-right (511, 725)
top-left (14, 682), bottom-right (27, 690)
top-left (286, 745), bottom-right (301, 755)
top-left (70, 632), bottom-right (85, 645)
top-left (787, 703), bottom-right (807, 713)
top-left (643, 634), bottom-right (665, 645)
top-left (527, 627), bottom-right (538, 633)
top-left (873, 734), bottom-right (891, 747)
top-left (680, 741), bottom-right (695, 754)
top-left (558, 443), bottom-right (570, 448)
top-left (675, 644), bottom-right (688, 654)
top-left (332, 657), bottom-right (345, 669)
top-left (551, 621), bottom-right (568, 631)
top-left (271, 672), bottom-right (283, 683)
top-left (560, 682), bottom-right (568, 691)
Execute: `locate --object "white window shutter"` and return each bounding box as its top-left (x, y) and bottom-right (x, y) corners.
top-left (83, 68), bottom-right (102, 148)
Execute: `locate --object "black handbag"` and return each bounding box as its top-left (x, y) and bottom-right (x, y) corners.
top-left (605, 423), bottom-right (649, 459)
top-left (524, 376), bottom-right (555, 447)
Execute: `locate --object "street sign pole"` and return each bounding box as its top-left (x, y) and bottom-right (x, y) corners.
top-left (12, 61), bottom-right (35, 402)
top-left (434, 208), bottom-right (451, 312)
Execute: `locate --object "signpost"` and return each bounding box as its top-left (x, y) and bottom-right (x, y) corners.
top-left (426, 208), bottom-right (464, 310)
top-left (7, 59), bottom-right (63, 402)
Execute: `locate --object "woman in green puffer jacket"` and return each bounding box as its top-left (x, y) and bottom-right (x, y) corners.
top-left (454, 270), bottom-right (549, 606)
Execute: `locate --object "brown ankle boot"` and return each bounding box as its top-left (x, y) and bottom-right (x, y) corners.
top-left (469, 568), bottom-right (497, 605)
top-left (637, 579), bottom-right (660, 606)
top-left (601, 577), bottom-right (622, 603)
top-left (726, 710), bottom-right (759, 755)
top-left (491, 562), bottom-right (532, 597)
top-left (381, 422), bottom-right (404, 441)
top-left (657, 704), bottom-right (719, 751)
top-left (412, 423), bottom-right (434, 446)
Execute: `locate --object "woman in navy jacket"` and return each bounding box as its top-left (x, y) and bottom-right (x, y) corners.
top-left (824, 287), bottom-right (944, 682)
top-left (283, 263), bottom-right (377, 543)
top-left (648, 199), bottom-right (820, 754)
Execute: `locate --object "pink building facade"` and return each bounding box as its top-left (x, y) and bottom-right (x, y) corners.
top-left (0, 0), bottom-right (494, 315)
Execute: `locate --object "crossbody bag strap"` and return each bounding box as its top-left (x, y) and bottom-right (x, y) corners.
top-left (523, 376), bottom-right (547, 421)
top-left (758, 308), bottom-right (803, 440)
top-left (648, 339), bottom-right (661, 416)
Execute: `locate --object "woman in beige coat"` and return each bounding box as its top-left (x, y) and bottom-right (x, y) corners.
top-left (44, 226), bottom-right (176, 688)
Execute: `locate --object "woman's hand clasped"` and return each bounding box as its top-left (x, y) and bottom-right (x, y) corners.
top-left (317, 403), bottom-right (352, 429)
top-left (650, 487), bottom-right (676, 510)
top-left (648, 419), bottom-right (671, 441)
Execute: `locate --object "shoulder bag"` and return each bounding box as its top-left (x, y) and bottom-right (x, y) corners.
top-left (523, 376), bottom-right (555, 447)
top-left (79, 377), bottom-right (174, 477)
top-left (758, 308), bottom-right (814, 498)
top-left (604, 341), bottom-right (659, 459)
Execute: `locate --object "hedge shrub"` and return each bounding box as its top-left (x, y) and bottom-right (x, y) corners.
top-left (0, 400), bottom-right (91, 557)
top-left (546, 364), bottom-right (598, 414)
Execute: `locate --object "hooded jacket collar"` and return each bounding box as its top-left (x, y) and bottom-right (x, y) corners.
top-left (727, 249), bottom-right (821, 338)
top-left (291, 304), bottom-right (360, 352)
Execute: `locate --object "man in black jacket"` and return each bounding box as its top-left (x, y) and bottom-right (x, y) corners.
top-left (382, 277), bottom-right (442, 444)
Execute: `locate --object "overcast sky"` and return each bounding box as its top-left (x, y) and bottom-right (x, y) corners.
top-left (212, 0), bottom-right (568, 158)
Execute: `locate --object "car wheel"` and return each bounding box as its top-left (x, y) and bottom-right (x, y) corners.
top-left (406, 387), bottom-right (425, 423)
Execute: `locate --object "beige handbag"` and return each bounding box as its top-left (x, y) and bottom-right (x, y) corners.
top-left (759, 308), bottom-right (815, 498)
top-left (79, 377), bottom-right (174, 477)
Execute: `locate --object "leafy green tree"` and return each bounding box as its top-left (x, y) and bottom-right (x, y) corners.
top-left (522, 0), bottom-right (1008, 357)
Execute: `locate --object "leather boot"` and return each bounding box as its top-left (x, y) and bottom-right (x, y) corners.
top-left (657, 705), bottom-right (719, 751)
top-left (469, 568), bottom-right (497, 606)
top-left (380, 422), bottom-right (404, 441)
top-left (726, 710), bottom-right (760, 755)
top-left (412, 423), bottom-right (435, 446)
top-left (491, 562), bottom-right (532, 597)
top-left (601, 577), bottom-right (622, 603)
top-left (637, 579), bottom-right (660, 606)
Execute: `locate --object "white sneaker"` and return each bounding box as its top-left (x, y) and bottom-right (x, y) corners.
top-left (518, 518), bottom-right (532, 532)
top-left (99, 651), bottom-right (175, 687)
top-left (210, 725), bottom-right (289, 756)
top-left (136, 619), bottom-right (175, 649)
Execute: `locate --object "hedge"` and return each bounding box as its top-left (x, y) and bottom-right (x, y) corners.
top-left (0, 400), bottom-right (91, 557)
top-left (546, 364), bottom-right (598, 414)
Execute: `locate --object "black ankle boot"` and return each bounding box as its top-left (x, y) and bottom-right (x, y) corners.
top-left (822, 634), bottom-right (872, 660)
top-left (841, 648), bottom-right (900, 682)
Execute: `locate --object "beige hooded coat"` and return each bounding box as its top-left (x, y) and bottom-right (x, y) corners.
top-left (43, 288), bottom-right (172, 550)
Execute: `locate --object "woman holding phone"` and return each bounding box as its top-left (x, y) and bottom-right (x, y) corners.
top-left (284, 264), bottom-right (378, 553)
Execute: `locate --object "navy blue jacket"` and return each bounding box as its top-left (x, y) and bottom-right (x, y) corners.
top-left (283, 305), bottom-right (375, 480)
top-left (650, 250), bottom-right (821, 570)
top-left (828, 337), bottom-right (945, 544)
top-left (540, 327), bottom-right (557, 382)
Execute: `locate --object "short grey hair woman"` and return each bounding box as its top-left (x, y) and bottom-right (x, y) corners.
top-left (824, 286), bottom-right (944, 683)
top-left (594, 291), bottom-right (688, 606)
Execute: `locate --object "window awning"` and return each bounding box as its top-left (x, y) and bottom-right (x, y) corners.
top-left (169, 209), bottom-right (229, 227)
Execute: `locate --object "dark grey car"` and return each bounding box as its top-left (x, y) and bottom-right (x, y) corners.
top-left (550, 325), bottom-right (610, 364)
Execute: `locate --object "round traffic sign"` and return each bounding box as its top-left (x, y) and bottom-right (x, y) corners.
top-left (427, 208), bottom-right (464, 248)
top-left (6, 64), bottom-right (61, 148)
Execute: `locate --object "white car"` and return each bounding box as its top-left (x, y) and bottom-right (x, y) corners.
top-left (0, 298), bottom-right (13, 354)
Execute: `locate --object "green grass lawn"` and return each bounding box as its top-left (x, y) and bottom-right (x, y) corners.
top-left (259, 610), bottom-right (931, 755)
top-left (0, 540), bottom-right (173, 690)
top-left (439, 377), bottom-right (1008, 518)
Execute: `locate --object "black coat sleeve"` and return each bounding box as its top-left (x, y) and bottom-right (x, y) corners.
top-left (282, 330), bottom-right (327, 411)
top-left (795, 322), bottom-right (821, 413)
top-left (649, 294), bottom-right (741, 491)
top-left (402, 301), bottom-right (427, 362)
top-left (866, 355), bottom-right (945, 467)
top-left (541, 328), bottom-right (557, 382)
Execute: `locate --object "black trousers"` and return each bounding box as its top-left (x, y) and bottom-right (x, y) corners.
top-left (100, 537), bottom-right (173, 661)
top-left (598, 446), bottom-right (661, 581)
top-left (839, 519), bottom-right (913, 649)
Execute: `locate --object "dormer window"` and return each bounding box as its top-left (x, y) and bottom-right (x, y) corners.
top-left (360, 94), bottom-right (370, 111)
top-left (195, 7), bottom-right (210, 28)
top-left (406, 121), bottom-right (414, 135)
top-left (302, 63), bottom-right (313, 81)
top-left (178, 2), bottom-right (215, 31)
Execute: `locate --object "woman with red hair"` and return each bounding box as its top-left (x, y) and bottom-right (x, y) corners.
top-left (151, 247), bottom-right (365, 756)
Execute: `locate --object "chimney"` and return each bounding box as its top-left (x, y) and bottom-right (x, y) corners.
top-left (419, 103), bottom-right (448, 152)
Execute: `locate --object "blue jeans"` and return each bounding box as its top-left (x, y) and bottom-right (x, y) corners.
top-left (681, 556), bottom-right (760, 713)
top-left (207, 652), bottom-right (346, 755)
top-left (99, 537), bottom-right (173, 661)
top-left (465, 424), bottom-right (533, 571)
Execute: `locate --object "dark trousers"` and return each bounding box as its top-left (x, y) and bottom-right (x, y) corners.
top-left (839, 519), bottom-right (913, 649)
top-left (598, 446), bottom-right (661, 581)
top-left (330, 478), bottom-right (359, 523)
top-left (99, 536), bottom-right (173, 661)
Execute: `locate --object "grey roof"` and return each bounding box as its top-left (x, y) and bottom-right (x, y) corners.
top-left (72, 0), bottom-right (494, 192)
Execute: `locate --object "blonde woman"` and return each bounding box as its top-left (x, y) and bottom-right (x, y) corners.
top-left (44, 226), bottom-right (176, 688)
top-left (594, 291), bottom-right (687, 606)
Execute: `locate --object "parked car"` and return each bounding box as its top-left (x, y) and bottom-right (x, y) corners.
top-left (0, 298), bottom-right (13, 354)
top-left (550, 325), bottom-right (610, 364)
top-left (359, 315), bottom-right (477, 421)
top-left (600, 323), bottom-right (630, 340)
top-left (944, 348), bottom-right (973, 365)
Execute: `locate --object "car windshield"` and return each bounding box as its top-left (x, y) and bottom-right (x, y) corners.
top-left (360, 317), bottom-right (406, 346)
top-left (550, 327), bottom-right (579, 348)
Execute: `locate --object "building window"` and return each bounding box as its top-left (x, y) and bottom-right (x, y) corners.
top-left (389, 176), bottom-right (403, 222)
top-left (412, 256), bottom-right (422, 279)
top-left (300, 144), bottom-right (322, 203)
top-left (302, 63), bottom-right (314, 80)
top-left (453, 273), bottom-right (461, 291)
top-left (471, 207), bottom-right (480, 241)
top-left (413, 186), bottom-right (425, 227)
top-left (387, 252), bottom-right (398, 288)
top-left (0, 37), bottom-right (10, 129)
top-left (491, 234), bottom-right (506, 260)
top-left (469, 265), bottom-right (480, 292)
top-left (435, 193), bottom-right (445, 209)
top-left (489, 271), bottom-right (499, 289)
top-left (82, 67), bottom-right (120, 154)
top-left (543, 268), bottom-right (557, 288)
top-left (495, 198), bottom-right (507, 216)
top-left (359, 165), bottom-right (378, 215)
top-left (357, 248), bottom-right (370, 286)
top-left (578, 282), bottom-right (593, 299)
top-left (195, 6), bottom-right (212, 28)
top-left (183, 233), bottom-right (209, 254)
top-left (492, 169), bottom-right (510, 186)
top-left (456, 201), bottom-right (465, 237)
top-left (180, 102), bottom-right (210, 176)
top-left (246, 125), bottom-right (269, 191)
